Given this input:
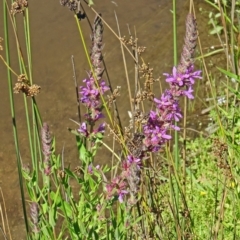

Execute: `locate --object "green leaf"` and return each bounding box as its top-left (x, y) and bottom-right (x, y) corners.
top-left (217, 67), bottom-right (240, 82)
top-left (50, 188), bottom-right (61, 207)
top-left (76, 135), bottom-right (87, 163)
top-left (26, 181), bottom-right (35, 199)
top-left (49, 188), bottom-right (61, 228)
top-left (95, 132), bottom-right (103, 140)
top-left (49, 206), bottom-right (57, 228)
top-left (63, 201), bottom-right (73, 218)
top-left (210, 26), bottom-right (223, 35)
top-left (65, 167), bottom-right (82, 182)
top-left (42, 202), bottom-right (48, 214)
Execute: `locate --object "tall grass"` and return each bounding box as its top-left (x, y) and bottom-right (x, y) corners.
top-left (1, 0), bottom-right (240, 239)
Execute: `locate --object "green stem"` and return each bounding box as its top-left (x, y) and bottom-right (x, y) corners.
top-left (23, 8), bottom-right (40, 185)
top-left (3, 0), bottom-right (29, 233)
top-left (172, 0), bottom-right (180, 234)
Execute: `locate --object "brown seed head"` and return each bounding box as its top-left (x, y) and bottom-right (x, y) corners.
top-left (91, 14), bottom-right (104, 80)
top-left (177, 14), bottom-right (198, 73)
top-left (11, 0), bottom-right (28, 15)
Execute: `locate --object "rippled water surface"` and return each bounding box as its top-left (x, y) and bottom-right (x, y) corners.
top-left (0, 0), bottom-right (213, 238)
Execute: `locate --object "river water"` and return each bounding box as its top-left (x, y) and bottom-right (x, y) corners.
top-left (0, 0), bottom-right (212, 238)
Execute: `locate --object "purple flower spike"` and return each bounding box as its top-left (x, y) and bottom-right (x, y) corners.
top-left (80, 78), bottom-right (100, 108)
top-left (142, 66), bottom-right (201, 152)
top-left (79, 77), bottom-right (109, 125)
top-left (79, 78), bottom-right (109, 109)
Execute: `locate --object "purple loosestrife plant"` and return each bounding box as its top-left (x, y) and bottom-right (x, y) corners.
top-left (78, 15), bottom-right (109, 141)
top-left (143, 13), bottom-right (201, 153)
top-left (143, 65), bottom-right (201, 152)
top-left (107, 14), bottom-right (201, 203)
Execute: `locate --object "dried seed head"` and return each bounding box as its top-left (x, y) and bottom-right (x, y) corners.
top-left (28, 85), bottom-right (41, 97)
top-left (139, 62), bottom-right (159, 100)
top-left (126, 163), bottom-right (141, 194)
top-left (177, 14), bottom-right (198, 73)
top-left (107, 86), bottom-right (121, 106)
top-left (22, 164), bottom-right (31, 175)
top-left (59, 0), bottom-right (69, 6)
top-left (137, 46), bottom-right (146, 55)
top-left (90, 14), bottom-right (104, 80)
top-left (13, 74), bottom-right (40, 97)
top-left (68, 0), bottom-right (77, 11)
top-left (41, 123), bottom-right (52, 157)
top-left (126, 132), bottom-right (145, 158)
top-left (11, 0), bottom-right (28, 15)
top-left (41, 123), bottom-right (52, 176)
top-left (60, 0), bottom-right (77, 11)
top-left (30, 202), bottom-right (40, 233)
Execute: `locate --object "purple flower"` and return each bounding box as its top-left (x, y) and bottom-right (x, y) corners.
top-left (88, 164), bottom-right (93, 174)
top-left (122, 155), bottom-right (141, 177)
top-left (182, 86), bottom-right (194, 99)
top-left (142, 113), bottom-right (172, 152)
top-left (78, 122), bottom-right (89, 137)
top-left (167, 102), bottom-right (182, 121)
top-left (80, 79), bottom-right (109, 109)
top-left (84, 110), bottom-right (104, 123)
top-left (154, 91), bottom-right (173, 108)
top-left (78, 78), bottom-right (109, 137)
top-left (94, 123), bottom-right (106, 134)
top-left (164, 65), bottom-right (201, 88)
top-left (127, 155), bottom-right (141, 165)
top-left (96, 165), bottom-right (100, 170)
top-left (99, 80), bottom-right (110, 94)
top-left (164, 66), bottom-right (188, 86)
top-left (154, 90), bottom-right (182, 122)
top-left (105, 176), bottom-right (128, 203)
top-left (80, 78), bottom-right (99, 108)
top-left (118, 189), bottom-right (128, 203)
top-left (106, 183), bottom-right (114, 198)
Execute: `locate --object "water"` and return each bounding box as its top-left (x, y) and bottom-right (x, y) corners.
top-left (0, 0), bottom-right (196, 238)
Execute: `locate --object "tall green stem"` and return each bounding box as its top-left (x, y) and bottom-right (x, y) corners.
top-left (3, 0), bottom-right (29, 233)
top-left (23, 8), bottom-right (40, 184)
top-left (172, 0), bottom-right (180, 234)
